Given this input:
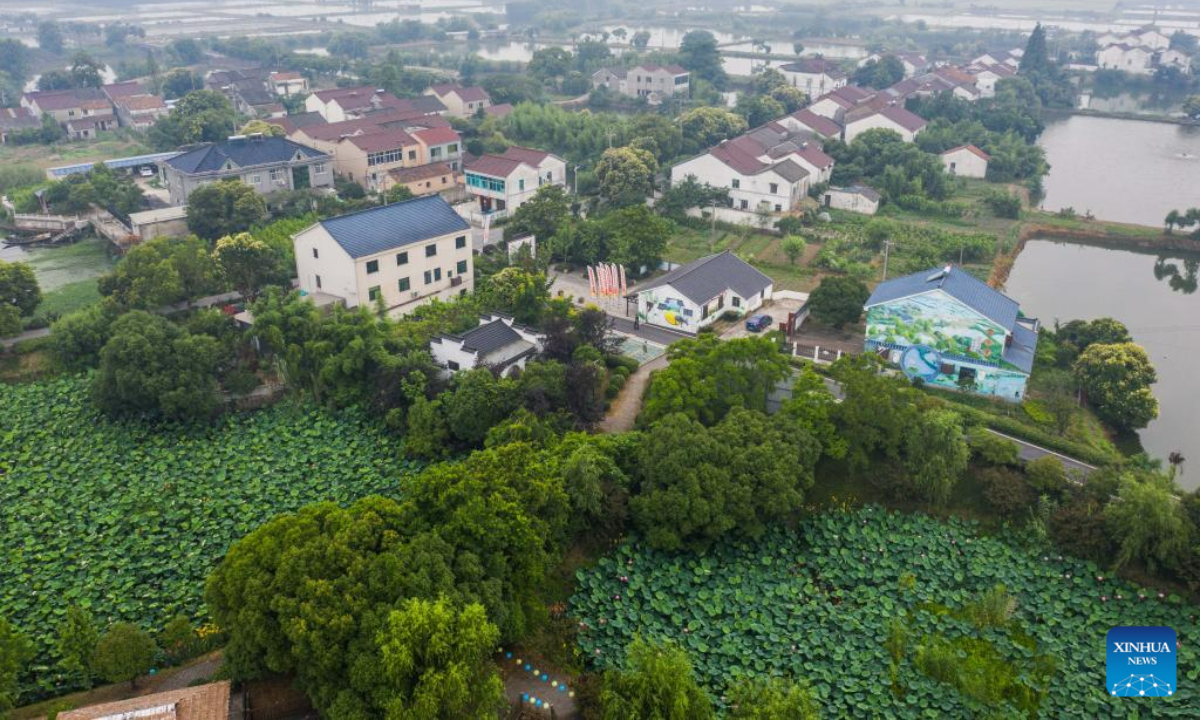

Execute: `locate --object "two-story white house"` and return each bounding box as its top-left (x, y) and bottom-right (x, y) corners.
top-left (671, 141), bottom-right (809, 214)
top-left (807, 85), bottom-right (875, 121)
top-left (1097, 44), bottom-right (1156, 75)
top-left (842, 105), bottom-right (927, 143)
top-left (779, 58), bottom-right (848, 97)
top-left (591, 64), bottom-right (691, 104)
top-left (463, 146), bottom-right (567, 217)
top-left (292, 195), bottom-right (474, 317)
top-left (430, 313), bottom-right (546, 377)
top-left (423, 83), bottom-right (492, 118)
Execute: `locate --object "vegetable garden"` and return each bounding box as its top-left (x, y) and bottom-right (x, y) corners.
top-left (0, 376), bottom-right (416, 697)
top-left (572, 507), bottom-right (1199, 718)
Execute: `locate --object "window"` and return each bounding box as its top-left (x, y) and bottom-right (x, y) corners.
top-left (430, 147), bottom-right (442, 158)
top-left (425, 243), bottom-right (437, 257)
top-left (249, 174), bottom-right (262, 184)
top-left (447, 360), bottom-right (460, 370)
top-left (408, 150), bottom-right (417, 161)
top-left (731, 178), bottom-right (740, 189)
top-left (269, 168), bottom-right (285, 183)
top-left (368, 149), bottom-right (404, 167)
top-left (456, 259), bottom-right (467, 274)
top-left (740, 199), bottom-right (749, 210)
top-left (398, 277), bottom-right (410, 292)
top-left (455, 236), bottom-right (467, 249)
top-left (769, 183), bottom-right (778, 194)
top-left (774, 204), bottom-right (782, 212)
top-left (519, 178), bottom-right (525, 191)
top-left (396, 251), bottom-right (408, 265)
top-left (732, 296), bottom-right (741, 307)
top-left (312, 248), bottom-right (319, 259)
top-left (368, 285), bottom-right (381, 301)
top-left (423, 268), bottom-right (442, 284)
top-left (366, 259), bottom-right (379, 274)
top-left (313, 162), bottom-right (327, 175)
top-left (448, 143), bottom-right (458, 153)
top-left (315, 275), bottom-right (322, 288)
top-left (466, 173), bottom-right (506, 193)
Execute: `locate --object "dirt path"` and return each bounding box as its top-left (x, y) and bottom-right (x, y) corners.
top-left (499, 652), bottom-right (577, 718)
top-left (598, 354), bottom-right (668, 433)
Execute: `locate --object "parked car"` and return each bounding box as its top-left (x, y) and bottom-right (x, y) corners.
top-left (745, 314), bottom-right (772, 332)
top-left (139, 166), bottom-right (155, 178)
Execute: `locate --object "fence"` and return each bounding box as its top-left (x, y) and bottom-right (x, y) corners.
top-left (786, 341), bottom-right (845, 365)
top-left (10, 213), bottom-right (86, 231)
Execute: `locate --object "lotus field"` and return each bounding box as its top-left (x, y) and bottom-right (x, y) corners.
top-left (572, 507), bottom-right (1200, 718)
top-left (0, 377), bottom-right (415, 696)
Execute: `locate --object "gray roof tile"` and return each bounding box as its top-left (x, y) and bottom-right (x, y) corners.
top-left (317, 194), bottom-right (470, 259)
top-left (166, 136), bottom-right (326, 175)
top-left (634, 250), bottom-right (773, 306)
top-left (865, 265), bottom-right (1019, 330)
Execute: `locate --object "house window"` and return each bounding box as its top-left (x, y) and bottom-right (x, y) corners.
top-left (397, 251), bottom-right (408, 265)
top-left (425, 243), bottom-right (437, 257)
top-left (448, 143), bottom-right (458, 153)
top-left (455, 235), bottom-right (467, 249)
top-left (366, 259), bottom-right (379, 274)
top-left (774, 204), bottom-right (782, 212)
top-left (519, 178), bottom-right (525, 191)
top-left (731, 179), bottom-right (740, 189)
top-left (249, 174), bottom-right (262, 184)
top-left (313, 162), bottom-right (327, 175)
top-left (769, 183), bottom-right (778, 194)
top-left (315, 275), bottom-right (322, 288)
top-left (456, 259), bottom-right (467, 274)
top-left (312, 248), bottom-right (318, 259)
top-left (408, 150), bottom-right (417, 160)
top-left (269, 168), bottom-right (285, 182)
top-left (423, 268), bottom-right (443, 284)
top-left (431, 147), bottom-right (442, 158)
top-left (398, 277), bottom-right (410, 292)
top-left (740, 199), bottom-right (748, 210)
top-left (447, 360), bottom-right (460, 371)
top-left (732, 297), bottom-right (741, 307)
top-left (368, 285), bottom-right (381, 301)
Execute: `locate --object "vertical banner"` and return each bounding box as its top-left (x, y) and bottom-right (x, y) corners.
top-left (588, 265), bottom-right (597, 297)
top-left (481, 212), bottom-right (491, 246)
top-left (619, 264), bottom-right (627, 297)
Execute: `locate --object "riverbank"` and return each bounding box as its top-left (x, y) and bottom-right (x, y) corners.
top-left (1056, 108), bottom-right (1198, 127)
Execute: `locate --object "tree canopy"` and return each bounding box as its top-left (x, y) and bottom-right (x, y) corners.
top-left (600, 636), bottom-right (714, 720)
top-left (186, 180), bottom-right (269, 241)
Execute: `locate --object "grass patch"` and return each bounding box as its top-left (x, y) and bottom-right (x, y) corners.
top-left (34, 278), bottom-right (102, 321)
top-left (0, 135), bottom-right (154, 171)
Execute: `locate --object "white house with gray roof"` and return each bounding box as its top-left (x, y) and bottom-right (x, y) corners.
top-left (430, 313), bottom-right (546, 377)
top-left (628, 250), bottom-right (774, 333)
top-left (162, 134), bottom-right (331, 205)
top-left (292, 194), bottom-right (473, 317)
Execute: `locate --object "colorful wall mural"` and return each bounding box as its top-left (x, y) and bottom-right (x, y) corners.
top-left (637, 286), bottom-right (697, 330)
top-left (866, 290), bottom-right (1029, 401)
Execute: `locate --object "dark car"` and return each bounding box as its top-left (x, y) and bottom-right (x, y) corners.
top-left (745, 314), bottom-right (772, 332)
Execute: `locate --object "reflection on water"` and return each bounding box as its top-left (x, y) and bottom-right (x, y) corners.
top-left (1004, 240), bottom-right (1200, 488)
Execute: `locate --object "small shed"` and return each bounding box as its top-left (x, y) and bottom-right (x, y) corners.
top-left (940, 145), bottom-right (989, 179)
top-left (129, 205), bottom-right (189, 241)
top-left (822, 185), bottom-right (881, 215)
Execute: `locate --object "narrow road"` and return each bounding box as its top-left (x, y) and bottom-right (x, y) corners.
top-left (598, 354), bottom-right (668, 433)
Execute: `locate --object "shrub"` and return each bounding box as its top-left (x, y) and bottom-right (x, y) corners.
top-left (967, 426), bottom-right (1020, 466)
top-left (1049, 498), bottom-right (1115, 563)
top-left (979, 467), bottom-right (1035, 518)
top-left (1025, 456), bottom-right (1069, 496)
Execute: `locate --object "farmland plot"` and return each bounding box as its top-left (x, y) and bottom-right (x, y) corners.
top-left (572, 507), bottom-right (1200, 718)
top-left (0, 376), bottom-right (414, 696)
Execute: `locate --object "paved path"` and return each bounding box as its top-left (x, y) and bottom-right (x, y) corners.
top-left (986, 428), bottom-right (1095, 475)
top-left (598, 354), bottom-right (668, 433)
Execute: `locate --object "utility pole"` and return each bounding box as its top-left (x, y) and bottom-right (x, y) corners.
top-left (881, 239), bottom-right (893, 281)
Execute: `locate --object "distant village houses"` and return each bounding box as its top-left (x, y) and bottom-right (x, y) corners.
top-left (591, 64), bottom-right (691, 104)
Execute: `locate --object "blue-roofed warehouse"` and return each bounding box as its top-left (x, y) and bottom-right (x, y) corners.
top-left (292, 194), bottom-right (474, 317)
top-left (863, 265), bottom-right (1039, 401)
top-left (161, 134), bottom-right (332, 205)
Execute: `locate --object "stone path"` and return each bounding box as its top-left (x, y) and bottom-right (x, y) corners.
top-left (598, 354), bottom-right (668, 433)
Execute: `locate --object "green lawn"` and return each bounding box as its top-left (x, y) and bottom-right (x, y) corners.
top-left (664, 226), bottom-right (821, 292)
top-left (10, 238), bottom-right (116, 321)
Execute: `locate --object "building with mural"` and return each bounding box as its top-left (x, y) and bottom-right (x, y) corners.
top-left (864, 265), bottom-right (1039, 401)
top-left (627, 251), bottom-right (774, 333)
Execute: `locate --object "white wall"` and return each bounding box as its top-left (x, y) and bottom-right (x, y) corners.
top-left (844, 114), bottom-right (917, 144)
top-left (823, 190), bottom-right (879, 215)
top-left (780, 70), bottom-right (846, 97)
top-left (807, 97), bottom-right (846, 121)
top-left (294, 224), bottom-right (358, 304)
top-left (941, 149), bottom-right (987, 179)
top-left (671, 154), bottom-right (802, 213)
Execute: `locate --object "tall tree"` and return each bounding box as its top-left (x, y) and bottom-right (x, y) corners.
top-left (727, 677), bottom-right (819, 719)
top-left (903, 408), bottom-right (970, 504)
top-left (213, 232), bottom-right (279, 303)
top-left (1019, 24), bottom-right (1050, 75)
top-left (0, 616), bottom-right (33, 714)
top-left (0, 260), bottom-right (41, 317)
top-left (678, 30), bottom-right (727, 88)
top-left (91, 623), bottom-right (157, 688)
top-left (1105, 476), bottom-right (1188, 572)
top-left (37, 21), bottom-right (64, 54)
top-left (377, 598), bottom-right (506, 719)
top-left (807, 275), bottom-right (869, 329)
top-left (57, 606), bottom-right (99, 688)
top-left (600, 636), bottom-right (714, 720)
top-left (148, 90), bottom-right (238, 151)
top-left (601, 205), bottom-right (671, 272)
top-left (186, 180), bottom-right (268, 241)
top-left (1073, 342), bottom-right (1158, 430)
top-left (595, 145), bottom-right (657, 206)
top-left (506, 184), bottom-right (571, 244)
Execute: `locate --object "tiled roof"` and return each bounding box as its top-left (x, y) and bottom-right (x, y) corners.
top-left (485, 102), bottom-right (514, 118)
top-left (942, 144), bottom-right (990, 161)
top-left (413, 126), bottom-right (460, 146)
top-left (794, 142), bottom-right (834, 169)
top-left (429, 83), bottom-right (490, 103)
top-left (270, 71), bottom-right (304, 81)
top-left (58, 680), bottom-right (230, 720)
top-left (846, 104), bottom-right (926, 133)
top-left (389, 162), bottom-right (453, 183)
top-left (770, 159), bottom-right (808, 183)
top-left (0, 107), bottom-right (38, 130)
top-left (501, 145), bottom-right (556, 166)
top-left (788, 108), bottom-right (842, 137)
top-left (103, 81), bottom-right (147, 101)
top-left (317, 194), bottom-right (469, 259)
top-left (710, 141), bottom-right (767, 175)
top-left (467, 154), bottom-right (524, 178)
top-left (121, 94), bottom-right (166, 111)
top-left (634, 63), bottom-right (688, 75)
top-left (635, 250), bottom-right (773, 306)
top-left (780, 58), bottom-right (847, 79)
top-left (866, 265), bottom-right (1019, 330)
top-left (24, 87), bottom-right (108, 111)
top-left (837, 184), bottom-right (881, 202)
top-left (459, 319), bottom-right (524, 354)
top-left (298, 117), bottom-right (384, 142)
top-left (345, 127), bottom-right (417, 152)
top-left (166, 136), bottom-right (327, 175)
top-left (1003, 318), bottom-right (1038, 374)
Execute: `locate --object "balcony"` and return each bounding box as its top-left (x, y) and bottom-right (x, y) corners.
top-left (450, 276), bottom-right (463, 287)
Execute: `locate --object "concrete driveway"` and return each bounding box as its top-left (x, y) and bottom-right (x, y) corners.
top-left (720, 294), bottom-right (808, 340)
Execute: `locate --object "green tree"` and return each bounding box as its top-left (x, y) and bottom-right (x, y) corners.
top-left (632, 408), bottom-right (820, 551)
top-left (159, 67), bottom-right (201, 100)
top-left (734, 93), bottom-right (786, 128)
top-left (904, 408), bottom-right (970, 505)
top-left (168, 38), bottom-right (205, 65)
top-left (92, 311), bottom-right (222, 420)
top-left (148, 90), bottom-right (238, 151)
top-left (727, 676), bottom-right (818, 719)
top-left (50, 304), bottom-right (119, 370)
top-left (678, 30), bottom-right (727, 89)
top-left (37, 21), bottom-right (64, 54)
top-left (679, 107), bottom-right (748, 154)
top-left (158, 615), bottom-right (198, 665)
top-left (528, 46), bottom-right (573, 82)
top-left (186, 180), bottom-right (268, 241)
top-left (966, 426), bottom-right (1019, 466)
top-left (506, 184), bottom-right (571, 244)
top-left (1184, 95), bottom-right (1200, 121)
top-left (440, 368), bottom-right (521, 449)
top-left (0, 616), bottom-right (34, 714)
top-left (57, 606), bottom-right (99, 687)
top-left (1019, 23), bottom-right (1051, 75)
top-left (1025, 455), bottom-right (1069, 496)
top-left (595, 145), bottom-right (657, 206)
top-left (91, 622), bottom-right (157, 688)
top-left (0, 260), bottom-right (40, 318)
top-left (641, 335), bottom-right (792, 426)
top-left (852, 55), bottom-right (906, 89)
top-left (478, 266), bottom-right (548, 325)
top-left (1073, 342), bottom-right (1158, 430)
top-left (600, 636), bottom-right (714, 720)
top-left (807, 275), bottom-right (869, 329)
top-left (1105, 477), bottom-right (1188, 572)
top-left (782, 236), bottom-right (806, 265)
top-left (377, 598), bottom-right (506, 719)
top-left (601, 205), bottom-right (670, 271)
top-left (213, 231), bottom-right (279, 303)
top-left (98, 236), bottom-right (222, 309)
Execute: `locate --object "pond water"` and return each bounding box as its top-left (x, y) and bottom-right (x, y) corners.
top-left (1004, 239), bottom-right (1200, 488)
top-left (1078, 92), bottom-right (1183, 117)
top-left (1036, 115), bottom-right (1200, 227)
top-left (598, 25), bottom-right (743, 49)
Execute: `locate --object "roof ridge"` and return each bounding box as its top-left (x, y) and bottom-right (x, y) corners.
top-left (322, 193), bottom-right (440, 224)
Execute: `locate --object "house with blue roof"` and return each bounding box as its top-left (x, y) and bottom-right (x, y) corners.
top-left (292, 194), bottom-right (474, 317)
top-left (864, 265), bottom-right (1039, 401)
top-left (162, 134), bottom-right (332, 205)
